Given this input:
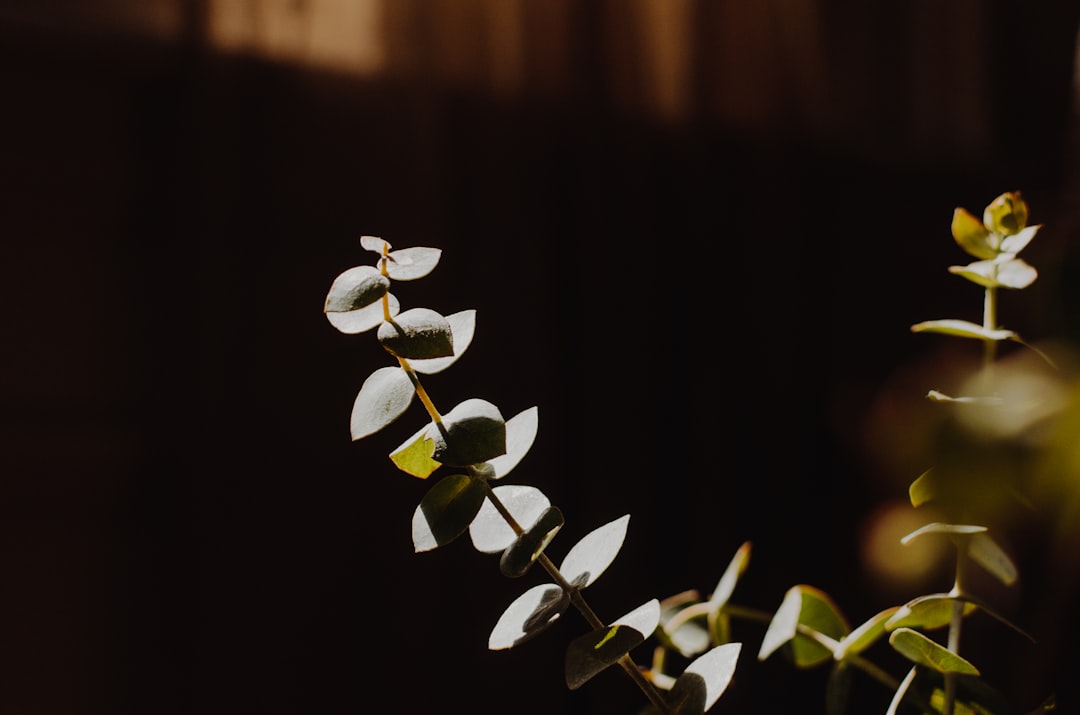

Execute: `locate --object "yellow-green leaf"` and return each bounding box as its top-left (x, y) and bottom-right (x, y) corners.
top-left (888, 627), bottom-right (980, 675)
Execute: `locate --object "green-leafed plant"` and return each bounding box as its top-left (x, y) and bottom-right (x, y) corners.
top-left (323, 192), bottom-right (1070, 714)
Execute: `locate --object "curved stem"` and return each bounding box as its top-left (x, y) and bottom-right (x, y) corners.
top-left (481, 483), bottom-right (672, 714)
top-left (397, 357), bottom-right (444, 428)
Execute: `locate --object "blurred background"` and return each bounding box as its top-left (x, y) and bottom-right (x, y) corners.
top-left (2, 2), bottom-right (1080, 713)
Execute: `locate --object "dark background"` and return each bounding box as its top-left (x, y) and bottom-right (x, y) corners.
top-left (2, 2), bottom-right (1080, 714)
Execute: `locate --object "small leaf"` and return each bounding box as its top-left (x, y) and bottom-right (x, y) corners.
top-left (834, 607), bottom-right (900, 660)
top-left (559, 515), bottom-right (631, 590)
top-left (758, 587), bottom-right (802, 662)
top-left (350, 366), bottom-right (416, 440)
top-left (789, 586), bottom-right (849, 668)
top-left (708, 541), bottom-right (752, 613)
top-left (885, 594), bottom-right (977, 631)
top-left (388, 426), bottom-right (441, 478)
top-left (411, 309), bottom-right (477, 374)
top-left (325, 292), bottom-right (400, 334)
top-left (411, 473), bottom-right (488, 552)
top-left (564, 600), bottom-right (660, 690)
top-left (1000, 224), bottom-right (1040, 255)
top-left (385, 246), bottom-right (442, 281)
top-left (489, 583), bottom-right (569, 650)
top-left (667, 643), bottom-right (742, 715)
top-left (360, 235), bottom-right (390, 254)
top-left (968, 532), bottom-right (1018, 586)
top-left (911, 319), bottom-right (1017, 342)
top-left (470, 484), bottom-right (551, 553)
top-left (983, 191), bottom-right (1028, 236)
top-left (499, 506), bottom-right (565, 578)
top-left (949, 257), bottom-right (1037, 290)
top-left (952, 207), bottom-right (996, 260)
top-left (377, 307), bottom-right (454, 360)
top-left (325, 265), bottom-right (390, 312)
top-left (901, 522), bottom-right (987, 545)
top-left (909, 468), bottom-right (936, 507)
top-left (432, 398), bottom-right (507, 467)
top-left (485, 406), bottom-right (539, 479)
top-left (888, 627), bottom-right (980, 675)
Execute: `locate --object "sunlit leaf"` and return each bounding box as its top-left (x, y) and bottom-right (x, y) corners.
top-left (384, 246), bottom-right (442, 281)
top-left (559, 514), bottom-right (631, 590)
top-left (834, 607), bottom-right (900, 660)
top-left (968, 532), bottom-right (1018, 586)
top-left (952, 207), bottom-right (996, 260)
top-left (889, 627), bottom-right (980, 675)
top-left (432, 398), bottom-right (507, 467)
top-left (377, 307), bottom-right (454, 360)
top-left (412, 473), bottom-right (488, 552)
top-left (388, 426), bottom-right (441, 478)
top-left (901, 522), bottom-right (987, 545)
top-left (708, 541), bottom-right (752, 613)
top-left (983, 191), bottom-right (1028, 236)
top-left (1000, 224), bottom-right (1040, 255)
top-left (500, 506), bottom-right (565, 578)
top-left (949, 257), bottom-right (1037, 290)
top-left (909, 468), bottom-right (936, 507)
top-left (789, 586), bottom-right (849, 668)
top-left (758, 587), bottom-right (802, 662)
top-left (470, 484), bottom-right (551, 553)
top-left (360, 235), bottom-right (390, 254)
top-left (489, 583), bottom-right (569, 650)
top-left (659, 590), bottom-right (711, 658)
top-left (667, 643), bottom-right (742, 715)
top-left (325, 265), bottom-right (390, 312)
top-left (411, 310), bottom-right (477, 374)
top-left (885, 594), bottom-right (976, 631)
top-left (485, 406), bottom-right (539, 479)
top-left (911, 319), bottom-right (1017, 342)
top-left (325, 293), bottom-right (400, 334)
top-left (350, 366), bottom-right (415, 440)
top-left (565, 600), bottom-right (659, 690)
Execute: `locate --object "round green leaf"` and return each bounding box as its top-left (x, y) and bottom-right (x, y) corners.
top-left (377, 307), bottom-right (454, 360)
top-left (350, 366), bottom-right (416, 440)
top-left (489, 583), bottom-right (569, 650)
top-left (470, 484), bottom-right (551, 553)
top-left (888, 627), bottom-right (980, 675)
top-left (951, 207), bottom-right (995, 260)
top-left (885, 593), bottom-right (977, 632)
top-left (325, 265), bottom-right (390, 313)
top-left (432, 398), bottom-right (507, 467)
top-left (564, 600), bottom-right (659, 690)
top-left (410, 309), bottom-right (477, 375)
top-left (325, 292), bottom-right (400, 334)
top-left (411, 473), bottom-right (488, 552)
top-left (385, 246), bottom-right (442, 281)
top-left (969, 532), bottom-right (1018, 586)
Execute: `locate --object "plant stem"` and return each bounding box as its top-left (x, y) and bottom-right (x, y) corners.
top-left (943, 543), bottom-right (970, 715)
top-left (397, 357), bottom-right (444, 428)
top-left (476, 481), bottom-right (671, 713)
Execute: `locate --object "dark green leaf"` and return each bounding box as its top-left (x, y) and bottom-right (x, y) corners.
top-left (500, 506), bottom-right (564, 578)
top-left (888, 627), bottom-right (980, 675)
top-left (489, 583), bottom-right (569, 650)
top-left (325, 265), bottom-right (390, 312)
top-left (325, 292), bottom-right (399, 334)
top-left (565, 600), bottom-right (659, 690)
top-left (377, 307), bottom-right (454, 360)
top-left (410, 309), bottom-right (477, 375)
top-left (432, 398), bottom-right (506, 467)
top-left (411, 473), bottom-right (487, 552)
